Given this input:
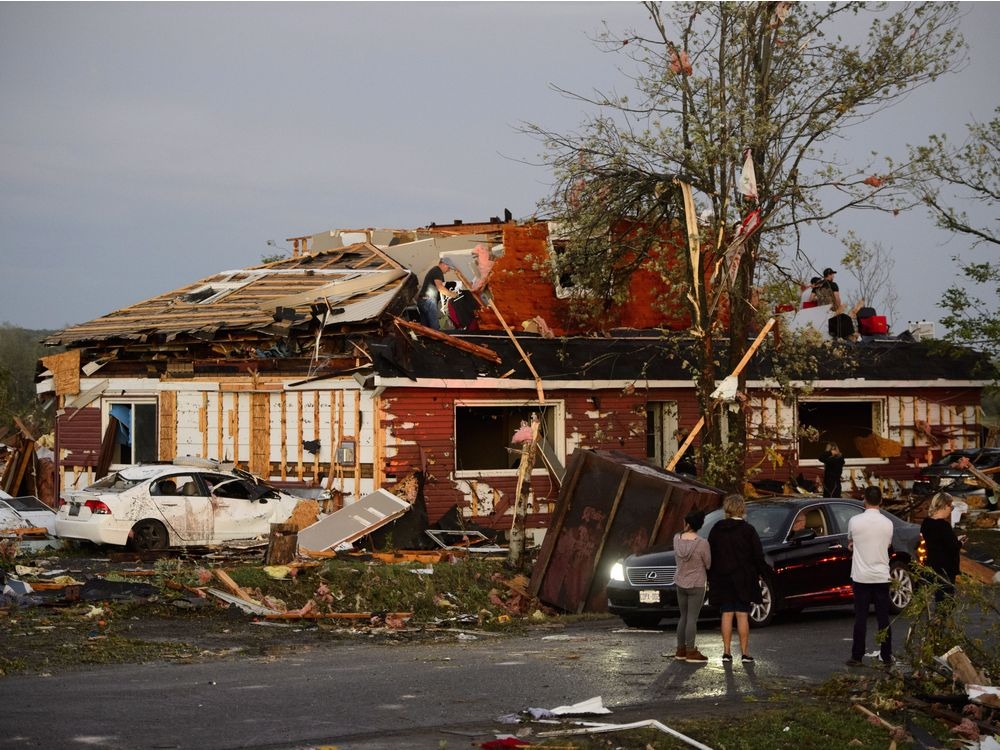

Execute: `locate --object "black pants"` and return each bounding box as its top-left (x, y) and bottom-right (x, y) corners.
top-left (851, 581), bottom-right (892, 663)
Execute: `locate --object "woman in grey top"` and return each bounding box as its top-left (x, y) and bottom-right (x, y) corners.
top-left (673, 509), bottom-right (712, 662)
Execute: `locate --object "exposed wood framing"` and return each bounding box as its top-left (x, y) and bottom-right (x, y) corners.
top-left (373, 393), bottom-right (385, 489)
top-left (159, 391), bottom-right (177, 461)
top-left (296, 391), bottom-right (304, 481)
top-left (312, 392), bottom-right (321, 479)
top-left (230, 393), bottom-right (240, 465)
top-left (280, 391), bottom-right (288, 480)
top-left (250, 392), bottom-right (269, 477)
top-left (334, 391), bottom-right (344, 490)
top-left (352, 390), bottom-right (362, 493)
top-left (198, 395), bottom-right (208, 457)
top-left (216, 395), bottom-right (224, 462)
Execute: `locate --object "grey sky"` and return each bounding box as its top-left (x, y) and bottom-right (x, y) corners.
top-left (1, 2), bottom-right (997, 333)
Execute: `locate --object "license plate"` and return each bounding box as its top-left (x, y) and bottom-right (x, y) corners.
top-left (69, 504), bottom-right (80, 517)
top-left (639, 590), bottom-right (660, 604)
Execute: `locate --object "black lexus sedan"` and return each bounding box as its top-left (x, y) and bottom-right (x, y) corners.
top-left (606, 497), bottom-right (921, 628)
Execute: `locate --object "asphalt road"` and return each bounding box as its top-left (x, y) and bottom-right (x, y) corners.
top-left (0, 608), bottom-right (887, 750)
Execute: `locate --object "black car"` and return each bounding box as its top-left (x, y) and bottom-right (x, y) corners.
top-left (606, 497), bottom-right (920, 627)
top-left (913, 447), bottom-right (1000, 494)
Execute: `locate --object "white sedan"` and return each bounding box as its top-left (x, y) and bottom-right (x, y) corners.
top-left (55, 462), bottom-right (301, 550)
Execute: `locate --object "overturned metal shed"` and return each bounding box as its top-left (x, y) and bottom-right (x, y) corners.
top-left (528, 450), bottom-right (723, 614)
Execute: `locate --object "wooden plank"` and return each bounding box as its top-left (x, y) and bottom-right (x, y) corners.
top-left (159, 391), bottom-right (177, 462)
top-left (250, 392), bottom-right (270, 477)
top-left (296, 391), bottom-right (304, 481)
top-left (960, 554), bottom-right (998, 584)
top-left (200, 393), bottom-right (209, 458)
top-left (312, 392), bottom-right (321, 479)
top-left (214, 569), bottom-right (257, 603)
top-left (280, 391), bottom-right (288, 481)
top-left (391, 316), bottom-right (502, 363)
top-left (216, 393), bottom-right (224, 463)
top-left (353, 391), bottom-right (362, 495)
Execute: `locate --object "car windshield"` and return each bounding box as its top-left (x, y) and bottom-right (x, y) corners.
top-left (697, 504), bottom-right (792, 544)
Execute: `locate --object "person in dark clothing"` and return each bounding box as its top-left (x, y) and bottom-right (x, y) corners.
top-left (417, 257), bottom-right (457, 330)
top-left (818, 442), bottom-right (845, 497)
top-left (920, 492), bottom-right (965, 601)
top-left (814, 267), bottom-right (842, 310)
top-left (708, 494), bottom-right (773, 664)
top-left (672, 429), bottom-right (697, 475)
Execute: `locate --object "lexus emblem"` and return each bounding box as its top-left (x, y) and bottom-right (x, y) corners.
top-left (645, 571), bottom-right (658, 581)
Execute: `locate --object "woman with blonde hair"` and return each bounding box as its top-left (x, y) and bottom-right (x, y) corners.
top-left (707, 494), bottom-right (773, 664)
top-left (920, 492), bottom-right (965, 601)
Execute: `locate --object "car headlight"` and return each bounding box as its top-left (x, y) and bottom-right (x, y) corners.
top-left (609, 562), bottom-right (625, 582)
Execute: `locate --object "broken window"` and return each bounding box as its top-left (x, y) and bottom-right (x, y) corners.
top-left (645, 401), bottom-right (680, 467)
top-left (107, 401), bottom-right (158, 465)
top-left (798, 398), bottom-right (887, 462)
top-left (454, 402), bottom-right (562, 475)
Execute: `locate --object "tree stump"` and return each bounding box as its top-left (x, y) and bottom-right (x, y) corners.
top-left (266, 523), bottom-right (298, 565)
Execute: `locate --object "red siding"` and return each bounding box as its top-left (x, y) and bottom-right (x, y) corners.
top-left (57, 406), bottom-right (102, 468)
top-left (750, 386), bottom-right (985, 495)
top-left (381, 386), bottom-right (703, 530)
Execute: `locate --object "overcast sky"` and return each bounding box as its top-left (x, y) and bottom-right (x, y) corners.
top-left (1, 2), bottom-right (998, 334)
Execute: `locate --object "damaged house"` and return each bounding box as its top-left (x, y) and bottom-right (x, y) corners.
top-left (37, 218), bottom-right (995, 545)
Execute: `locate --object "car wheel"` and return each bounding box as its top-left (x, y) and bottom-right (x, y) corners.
top-left (130, 520), bottom-right (169, 551)
top-left (749, 577), bottom-right (777, 627)
top-left (621, 614), bottom-right (663, 629)
top-left (889, 562), bottom-right (914, 612)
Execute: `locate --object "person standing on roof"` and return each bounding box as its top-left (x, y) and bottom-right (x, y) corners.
top-left (801, 276), bottom-right (822, 306)
top-left (417, 257), bottom-right (458, 330)
top-left (814, 267), bottom-right (842, 311)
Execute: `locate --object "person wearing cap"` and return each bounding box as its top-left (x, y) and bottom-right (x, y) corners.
top-left (417, 257), bottom-right (458, 330)
top-left (814, 267), bottom-right (842, 312)
top-left (672, 509), bottom-right (711, 662)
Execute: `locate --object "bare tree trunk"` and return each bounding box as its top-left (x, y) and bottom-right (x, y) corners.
top-left (507, 414), bottom-right (540, 569)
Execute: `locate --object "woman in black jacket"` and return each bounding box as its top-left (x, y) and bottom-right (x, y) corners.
top-left (920, 492), bottom-right (965, 602)
top-left (708, 494), bottom-right (773, 664)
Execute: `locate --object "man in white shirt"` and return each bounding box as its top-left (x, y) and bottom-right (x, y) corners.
top-left (846, 486), bottom-right (895, 666)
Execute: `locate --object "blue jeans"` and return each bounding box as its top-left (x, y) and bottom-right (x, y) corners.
top-left (676, 585), bottom-right (706, 651)
top-left (851, 581), bottom-right (892, 663)
top-left (418, 297), bottom-right (440, 330)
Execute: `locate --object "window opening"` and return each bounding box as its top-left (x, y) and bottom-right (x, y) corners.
top-left (108, 402), bottom-right (157, 464)
top-left (455, 403), bottom-right (559, 472)
top-left (798, 399), bottom-right (884, 461)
